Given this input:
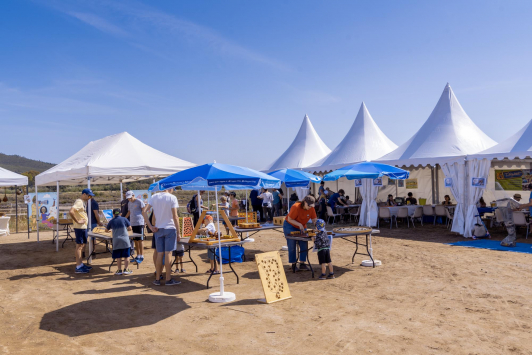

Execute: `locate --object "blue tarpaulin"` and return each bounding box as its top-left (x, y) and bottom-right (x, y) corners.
top-left (448, 240), bottom-right (532, 254)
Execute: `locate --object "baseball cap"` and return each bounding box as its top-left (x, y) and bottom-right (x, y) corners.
top-left (125, 191), bottom-right (134, 198)
top-left (113, 208), bottom-right (121, 216)
top-left (315, 219), bottom-right (326, 232)
top-left (82, 188), bottom-right (95, 197)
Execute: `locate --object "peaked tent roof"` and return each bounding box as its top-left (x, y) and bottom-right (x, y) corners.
top-left (470, 119), bottom-right (532, 160)
top-left (377, 83), bottom-right (496, 167)
top-left (306, 102), bottom-right (397, 173)
top-left (263, 115), bottom-right (331, 172)
top-left (0, 166), bottom-right (28, 186)
top-left (35, 132), bottom-right (196, 186)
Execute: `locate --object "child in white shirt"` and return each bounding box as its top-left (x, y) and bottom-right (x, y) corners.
top-left (198, 215), bottom-right (219, 274)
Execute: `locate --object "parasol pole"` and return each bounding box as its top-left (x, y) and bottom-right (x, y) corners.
top-left (56, 181), bottom-right (59, 252)
top-left (36, 184), bottom-right (39, 242)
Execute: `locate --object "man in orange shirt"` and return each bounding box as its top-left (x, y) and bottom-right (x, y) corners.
top-left (283, 195), bottom-right (318, 271)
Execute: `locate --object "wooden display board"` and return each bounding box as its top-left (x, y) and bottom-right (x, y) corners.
top-left (256, 251), bottom-right (291, 304)
top-left (237, 212), bottom-right (257, 226)
top-left (273, 216), bottom-right (285, 226)
top-left (188, 210), bottom-right (240, 245)
top-left (179, 216), bottom-right (194, 237)
top-left (91, 226), bottom-right (136, 236)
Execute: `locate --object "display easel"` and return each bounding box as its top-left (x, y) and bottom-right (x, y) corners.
top-left (189, 210), bottom-right (240, 245)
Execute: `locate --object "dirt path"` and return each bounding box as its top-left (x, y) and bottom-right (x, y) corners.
top-left (1, 225), bottom-right (531, 354)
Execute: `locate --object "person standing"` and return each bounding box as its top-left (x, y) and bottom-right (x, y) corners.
top-left (191, 190), bottom-right (208, 228)
top-left (258, 188), bottom-right (274, 224)
top-left (69, 189), bottom-right (94, 274)
top-left (120, 188), bottom-right (130, 218)
top-left (106, 208), bottom-right (133, 276)
top-left (86, 196), bottom-right (103, 231)
top-left (250, 188), bottom-right (262, 222)
top-left (125, 190), bottom-right (145, 264)
top-left (272, 189), bottom-right (281, 217)
top-left (283, 195), bottom-right (317, 271)
top-left (143, 188), bottom-right (181, 286)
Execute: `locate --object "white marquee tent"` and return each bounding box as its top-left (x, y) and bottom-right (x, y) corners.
top-left (307, 102), bottom-right (397, 173)
top-left (374, 84), bottom-right (496, 235)
top-left (263, 115), bottom-right (331, 173)
top-left (0, 167), bottom-right (29, 237)
top-left (35, 132), bottom-right (196, 250)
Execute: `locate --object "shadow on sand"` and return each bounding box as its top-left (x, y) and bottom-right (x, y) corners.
top-left (40, 294), bottom-right (189, 336)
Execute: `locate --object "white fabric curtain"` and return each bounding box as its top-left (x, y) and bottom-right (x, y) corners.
top-left (359, 179), bottom-right (378, 227)
top-left (294, 186), bottom-right (310, 200)
top-left (464, 158), bottom-right (491, 238)
top-left (441, 161), bottom-right (466, 235)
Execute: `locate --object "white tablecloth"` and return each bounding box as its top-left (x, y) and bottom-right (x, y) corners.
top-left (385, 205), bottom-right (420, 217)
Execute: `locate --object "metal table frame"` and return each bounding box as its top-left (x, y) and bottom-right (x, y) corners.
top-left (87, 232), bottom-right (142, 271)
top-left (285, 229), bottom-right (380, 278)
top-left (234, 225), bottom-right (284, 241)
top-left (173, 239), bottom-right (252, 288)
top-left (52, 222), bottom-right (74, 248)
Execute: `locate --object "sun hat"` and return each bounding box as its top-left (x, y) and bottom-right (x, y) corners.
top-left (514, 193), bottom-right (522, 199)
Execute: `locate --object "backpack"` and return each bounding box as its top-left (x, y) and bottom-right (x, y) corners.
top-left (187, 195), bottom-right (198, 214)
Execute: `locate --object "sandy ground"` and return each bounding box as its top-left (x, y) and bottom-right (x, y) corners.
top-left (1, 221), bottom-right (532, 355)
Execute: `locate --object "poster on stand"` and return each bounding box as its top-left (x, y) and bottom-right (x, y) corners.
top-left (495, 169), bottom-right (532, 190)
top-left (26, 192), bottom-right (58, 230)
top-left (444, 178), bottom-right (452, 187)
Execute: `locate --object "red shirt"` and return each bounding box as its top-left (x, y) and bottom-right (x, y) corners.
top-left (288, 202), bottom-right (317, 227)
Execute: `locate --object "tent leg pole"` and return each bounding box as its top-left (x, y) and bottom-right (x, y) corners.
top-left (36, 184), bottom-right (39, 242)
top-left (15, 185), bottom-right (18, 234)
top-left (56, 181), bottom-right (59, 252)
top-left (88, 177), bottom-right (93, 264)
top-left (120, 182), bottom-right (123, 202)
top-left (27, 186), bottom-right (30, 239)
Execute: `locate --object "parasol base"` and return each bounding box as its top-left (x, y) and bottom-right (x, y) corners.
top-left (361, 259), bottom-right (382, 267)
top-left (281, 246), bottom-right (288, 251)
top-left (209, 291), bottom-right (236, 303)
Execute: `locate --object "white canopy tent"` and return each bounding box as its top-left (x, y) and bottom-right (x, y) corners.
top-left (35, 132), bottom-right (196, 251)
top-left (0, 166), bottom-right (29, 237)
top-left (307, 102), bottom-right (397, 173)
top-left (263, 115), bottom-right (331, 173)
top-left (375, 84), bottom-right (496, 234)
top-left (462, 119), bottom-right (532, 237)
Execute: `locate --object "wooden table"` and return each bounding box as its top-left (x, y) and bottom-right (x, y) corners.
top-left (234, 224), bottom-right (284, 241)
top-left (87, 230), bottom-right (142, 270)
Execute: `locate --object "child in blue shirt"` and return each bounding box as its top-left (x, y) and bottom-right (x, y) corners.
top-left (106, 208), bottom-right (133, 275)
top-left (313, 219), bottom-right (334, 280)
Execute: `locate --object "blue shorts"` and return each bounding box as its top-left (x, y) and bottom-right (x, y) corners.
top-left (112, 248), bottom-right (131, 259)
top-left (154, 228), bottom-right (177, 253)
top-left (74, 228), bottom-right (88, 244)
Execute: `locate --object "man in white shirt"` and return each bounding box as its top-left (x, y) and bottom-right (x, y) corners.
top-left (143, 189), bottom-right (181, 286)
top-left (258, 188), bottom-right (274, 224)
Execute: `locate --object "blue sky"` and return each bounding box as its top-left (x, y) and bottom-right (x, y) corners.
top-left (1, 0), bottom-right (532, 170)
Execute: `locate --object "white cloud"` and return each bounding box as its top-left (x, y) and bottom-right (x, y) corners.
top-left (68, 11), bottom-right (129, 37)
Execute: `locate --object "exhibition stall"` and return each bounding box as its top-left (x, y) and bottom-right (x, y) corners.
top-left (0, 166), bottom-right (29, 237)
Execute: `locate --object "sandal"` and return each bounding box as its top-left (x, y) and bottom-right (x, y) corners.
top-left (319, 274), bottom-right (327, 280)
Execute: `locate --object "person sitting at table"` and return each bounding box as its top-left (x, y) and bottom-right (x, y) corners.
top-left (442, 195), bottom-right (453, 205)
top-left (513, 194), bottom-right (522, 203)
top-left (345, 196), bottom-right (354, 205)
top-left (198, 215), bottom-right (219, 274)
top-left (387, 194), bottom-right (396, 206)
top-left (106, 208), bottom-right (133, 276)
top-left (405, 192), bottom-right (417, 205)
top-left (283, 195), bottom-right (318, 272)
top-left (328, 189), bottom-right (347, 213)
top-left (477, 197), bottom-right (487, 208)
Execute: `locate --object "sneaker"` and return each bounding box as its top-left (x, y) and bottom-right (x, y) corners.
top-left (165, 279), bottom-right (181, 286)
top-left (319, 273), bottom-right (327, 280)
top-left (75, 267), bottom-right (89, 274)
top-left (180, 269), bottom-right (186, 273)
top-left (83, 265), bottom-right (93, 270)
top-left (299, 263), bottom-right (310, 271)
top-left (115, 269), bottom-right (123, 276)
top-left (327, 273), bottom-right (335, 279)
top-left (123, 269), bottom-right (133, 275)
top-left (153, 279), bottom-right (161, 286)
top-left (136, 258), bottom-right (143, 264)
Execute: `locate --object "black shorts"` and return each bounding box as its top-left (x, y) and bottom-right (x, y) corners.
top-left (317, 249), bottom-right (331, 264)
top-left (74, 228), bottom-right (88, 245)
top-left (172, 250), bottom-right (184, 257)
top-left (131, 225), bottom-right (144, 240)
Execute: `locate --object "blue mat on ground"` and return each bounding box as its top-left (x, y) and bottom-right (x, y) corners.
top-left (448, 240), bottom-right (532, 254)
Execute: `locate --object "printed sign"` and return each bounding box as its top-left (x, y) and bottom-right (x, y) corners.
top-left (373, 178), bottom-right (383, 186)
top-left (102, 209), bottom-right (113, 222)
top-left (405, 179), bottom-right (418, 189)
top-left (397, 180), bottom-right (404, 188)
top-left (495, 169), bottom-right (532, 191)
top-left (27, 192), bottom-right (58, 230)
top-left (472, 177), bottom-right (486, 188)
top-left (23, 195), bottom-right (31, 204)
top-left (444, 178), bottom-right (453, 188)
top-left (354, 179), bottom-right (362, 187)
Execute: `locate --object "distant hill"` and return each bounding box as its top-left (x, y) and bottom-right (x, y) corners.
top-left (0, 153), bottom-right (55, 174)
